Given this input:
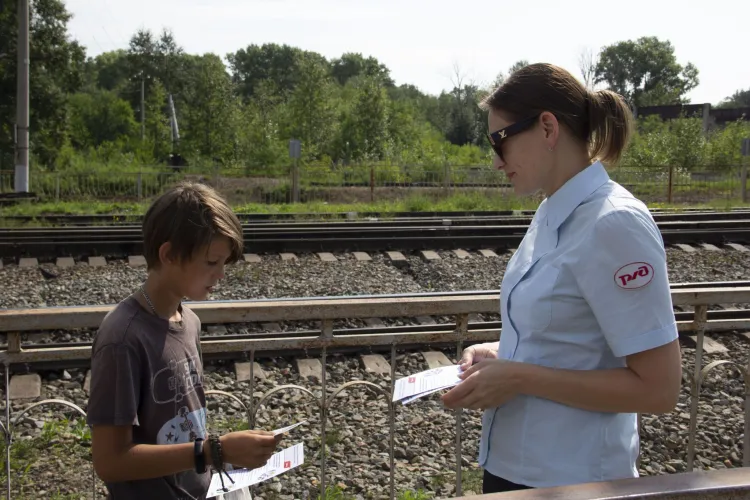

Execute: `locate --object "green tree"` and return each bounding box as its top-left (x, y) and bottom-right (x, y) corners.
top-left (336, 76), bottom-right (390, 162)
top-left (125, 28), bottom-right (159, 103)
top-left (716, 88), bottom-right (750, 109)
top-left (330, 52), bottom-right (393, 87)
top-left (283, 54), bottom-right (338, 161)
top-left (0, 0), bottom-right (86, 168)
top-left (179, 54), bottom-right (238, 160)
top-left (86, 50), bottom-right (130, 93)
top-left (143, 79), bottom-right (171, 161)
top-left (155, 28), bottom-right (185, 95)
top-left (595, 36), bottom-right (699, 107)
top-left (235, 101), bottom-right (286, 171)
top-left (68, 90), bottom-right (138, 149)
top-left (227, 43), bottom-right (329, 100)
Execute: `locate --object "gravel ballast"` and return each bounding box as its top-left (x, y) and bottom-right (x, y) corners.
top-left (0, 247), bottom-right (748, 309)
top-left (0, 246), bottom-right (748, 498)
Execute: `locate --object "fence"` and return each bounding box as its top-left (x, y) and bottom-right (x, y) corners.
top-left (1, 285), bottom-right (750, 498)
top-left (1, 163), bottom-right (748, 207)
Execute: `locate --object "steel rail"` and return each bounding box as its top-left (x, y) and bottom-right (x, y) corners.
top-left (3, 207), bottom-right (750, 226)
top-left (2, 220), bottom-right (750, 259)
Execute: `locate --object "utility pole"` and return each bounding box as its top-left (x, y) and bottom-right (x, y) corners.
top-left (140, 74), bottom-right (145, 141)
top-left (14, 0), bottom-right (29, 192)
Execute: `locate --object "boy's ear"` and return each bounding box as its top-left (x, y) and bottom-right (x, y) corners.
top-left (158, 242), bottom-right (174, 266)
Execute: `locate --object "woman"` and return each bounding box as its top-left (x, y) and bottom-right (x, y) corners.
top-left (441, 63), bottom-right (682, 494)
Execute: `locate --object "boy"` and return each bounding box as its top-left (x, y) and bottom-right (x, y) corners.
top-left (87, 182), bottom-right (281, 499)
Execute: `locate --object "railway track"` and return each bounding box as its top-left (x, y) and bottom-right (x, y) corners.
top-left (3, 211), bottom-right (750, 260)
top-left (3, 207), bottom-right (750, 226)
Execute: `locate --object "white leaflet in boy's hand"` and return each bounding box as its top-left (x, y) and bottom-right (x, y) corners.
top-left (272, 421), bottom-right (307, 436)
top-left (207, 443), bottom-right (304, 498)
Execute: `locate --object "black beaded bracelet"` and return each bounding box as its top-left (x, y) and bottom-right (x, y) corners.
top-left (208, 434), bottom-right (234, 492)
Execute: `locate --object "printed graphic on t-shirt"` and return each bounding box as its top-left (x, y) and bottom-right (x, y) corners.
top-left (156, 406), bottom-right (207, 444)
top-left (151, 355), bottom-right (203, 404)
top-left (150, 353), bottom-right (207, 445)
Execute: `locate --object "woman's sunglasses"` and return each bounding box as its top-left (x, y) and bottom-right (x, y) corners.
top-left (486, 114), bottom-right (541, 161)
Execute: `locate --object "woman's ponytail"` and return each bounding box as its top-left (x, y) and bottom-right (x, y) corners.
top-left (587, 89), bottom-right (634, 166)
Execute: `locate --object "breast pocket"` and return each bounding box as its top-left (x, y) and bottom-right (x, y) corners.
top-left (508, 264), bottom-right (561, 334)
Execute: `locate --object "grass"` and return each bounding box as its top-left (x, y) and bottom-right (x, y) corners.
top-left (2, 192), bottom-right (748, 221)
top-left (0, 417), bottom-right (93, 499)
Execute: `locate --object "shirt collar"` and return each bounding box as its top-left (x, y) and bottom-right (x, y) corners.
top-left (545, 160), bottom-right (610, 230)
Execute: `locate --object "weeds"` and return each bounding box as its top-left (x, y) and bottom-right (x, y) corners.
top-left (0, 417), bottom-right (93, 499)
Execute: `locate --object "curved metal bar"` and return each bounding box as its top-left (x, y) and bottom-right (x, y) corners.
top-left (0, 418), bottom-right (7, 439)
top-left (325, 380), bottom-right (388, 411)
top-left (205, 390), bottom-right (250, 414)
top-left (687, 359), bottom-right (742, 472)
top-left (10, 398), bottom-right (87, 429)
top-left (697, 360), bottom-right (741, 389)
top-left (253, 384), bottom-right (320, 422)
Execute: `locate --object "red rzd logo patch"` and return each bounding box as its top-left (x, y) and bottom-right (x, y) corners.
top-left (408, 377), bottom-right (416, 383)
top-left (284, 460), bottom-right (291, 468)
top-left (614, 262), bottom-right (654, 289)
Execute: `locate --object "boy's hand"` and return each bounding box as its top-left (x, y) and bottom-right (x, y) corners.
top-left (219, 430), bottom-right (282, 470)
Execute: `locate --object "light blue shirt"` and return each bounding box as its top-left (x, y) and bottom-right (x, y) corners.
top-left (478, 161), bottom-right (678, 488)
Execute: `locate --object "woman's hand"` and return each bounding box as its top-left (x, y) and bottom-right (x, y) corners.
top-left (442, 359), bottom-right (524, 411)
top-left (457, 342), bottom-right (499, 371)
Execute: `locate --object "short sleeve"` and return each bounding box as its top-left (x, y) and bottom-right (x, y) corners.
top-left (572, 208), bottom-right (678, 358)
top-left (86, 343), bottom-right (142, 427)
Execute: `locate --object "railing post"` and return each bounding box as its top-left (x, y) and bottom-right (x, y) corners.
top-left (389, 343), bottom-right (397, 500)
top-left (687, 304), bottom-right (707, 471)
top-left (291, 160), bottom-right (300, 204)
top-left (454, 314), bottom-right (468, 497)
top-left (370, 165), bottom-right (375, 203)
top-left (744, 366), bottom-right (750, 467)
top-left (55, 173), bottom-right (60, 202)
top-left (6, 333), bottom-right (21, 354)
top-left (5, 362), bottom-right (11, 500)
top-left (137, 172), bottom-right (142, 200)
top-left (443, 162), bottom-right (450, 197)
top-left (248, 350), bottom-right (255, 428)
top-left (667, 165), bottom-right (674, 204)
top-left (320, 319), bottom-right (332, 499)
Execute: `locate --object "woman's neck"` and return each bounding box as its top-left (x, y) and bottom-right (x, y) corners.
top-left (543, 146), bottom-right (591, 198)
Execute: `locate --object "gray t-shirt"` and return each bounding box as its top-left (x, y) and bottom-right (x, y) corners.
top-left (86, 295), bottom-right (211, 499)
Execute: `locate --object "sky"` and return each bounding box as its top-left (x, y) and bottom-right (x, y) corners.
top-left (64, 0), bottom-right (748, 105)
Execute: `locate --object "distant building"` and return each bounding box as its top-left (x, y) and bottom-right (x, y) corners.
top-left (634, 103), bottom-right (750, 132)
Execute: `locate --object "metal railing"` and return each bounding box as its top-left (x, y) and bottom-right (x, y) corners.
top-left (1, 286), bottom-right (750, 498)
top-left (1, 164), bottom-right (748, 207)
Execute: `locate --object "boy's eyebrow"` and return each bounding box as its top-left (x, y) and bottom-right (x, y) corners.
top-left (206, 251), bottom-right (231, 260)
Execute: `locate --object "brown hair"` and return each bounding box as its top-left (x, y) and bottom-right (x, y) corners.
top-left (141, 181), bottom-right (243, 269)
top-left (479, 63), bottom-right (634, 165)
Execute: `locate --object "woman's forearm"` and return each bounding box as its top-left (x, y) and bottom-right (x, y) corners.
top-left (514, 363), bottom-right (678, 414)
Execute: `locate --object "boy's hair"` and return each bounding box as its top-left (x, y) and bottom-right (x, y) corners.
top-left (142, 181), bottom-right (243, 269)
